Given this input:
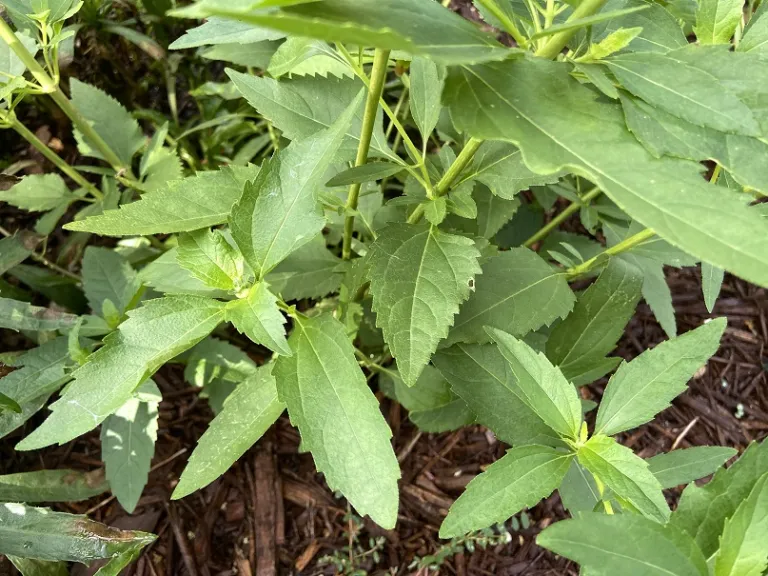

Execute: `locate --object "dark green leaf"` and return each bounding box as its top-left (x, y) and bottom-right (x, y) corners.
top-left (647, 446), bottom-right (737, 489)
top-left (0, 469), bottom-right (108, 502)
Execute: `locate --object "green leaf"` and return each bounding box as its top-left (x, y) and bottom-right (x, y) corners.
top-left (702, 262), bottom-right (724, 313)
top-left (202, 40), bottom-right (280, 67)
top-left (423, 196), bottom-right (447, 225)
top-left (487, 329), bottom-right (583, 441)
top-left (694, 0), bottom-right (743, 44)
top-left (471, 184), bottom-right (521, 238)
top-left (445, 57), bottom-right (768, 288)
top-left (225, 282), bottom-right (291, 356)
top-left (82, 247), bottom-right (141, 319)
top-left (70, 79), bottom-right (144, 166)
top-left (590, 0), bottom-right (688, 54)
top-left (538, 513), bottom-right (708, 576)
top-left (647, 446), bottom-right (737, 489)
top-left (739, 1), bottom-right (768, 55)
top-left (177, 228), bottom-right (242, 291)
top-left (230, 90), bottom-right (361, 279)
top-left (583, 26), bottom-right (643, 60)
top-left (0, 174), bottom-right (75, 211)
top-left (546, 258), bottom-right (642, 386)
top-left (379, 366), bottom-right (474, 433)
top-left (409, 57), bottom-right (445, 139)
top-left (174, 0), bottom-right (508, 65)
top-left (18, 296), bottom-right (225, 450)
top-left (273, 314), bottom-right (399, 528)
top-left (169, 17), bottom-right (285, 49)
top-left (530, 5), bottom-right (649, 40)
top-left (440, 445), bottom-right (573, 538)
top-left (173, 366), bottom-right (284, 499)
top-left (447, 248), bottom-right (574, 346)
top-left (577, 435), bottom-right (670, 522)
top-left (0, 503), bottom-right (155, 563)
top-left (0, 391), bottom-right (21, 413)
top-left (0, 469), bottom-right (108, 502)
top-left (265, 234), bottom-right (345, 301)
top-left (595, 318), bottom-right (726, 436)
top-left (367, 223), bottom-right (481, 386)
top-left (227, 71), bottom-right (393, 162)
top-left (65, 165), bottom-right (260, 235)
top-left (183, 336), bottom-right (258, 388)
top-left (101, 392), bottom-right (159, 513)
top-left (268, 36), bottom-right (352, 78)
top-left (8, 557), bottom-right (68, 576)
top-left (433, 343), bottom-right (562, 446)
top-left (0, 297), bottom-right (78, 332)
top-left (558, 460), bottom-right (601, 513)
top-left (0, 232), bottom-right (39, 275)
top-left (0, 30), bottom-right (36, 81)
top-left (325, 162), bottom-right (403, 187)
top-left (139, 249), bottom-right (226, 298)
top-left (713, 472), bottom-right (768, 576)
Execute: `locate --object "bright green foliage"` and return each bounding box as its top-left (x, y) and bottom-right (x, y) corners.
top-left (446, 248), bottom-right (574, 346)
top-left (0, 469), bottom-right (108, 502)
top-left (367, 223), bottom-right (481, 386)
top-left (546, 258), bottom-right (641, 385)
top-left (0, 174), bottom-right (75, 211)
top-left (409, 57), bottom-right (444, 140)
top-left (225, 282), bottom-right (291, 355)
top-left (18, 296), bottom-right (225, 450)
top-left (591, 0), bottom-right (689, 53)
top-left (379, 366), bottom-right (474, 433)
top-left (595, 318), bottom-right (726, 436)
top-left (177, 228), bottom-right (243, 291)
top-left (488, 329), bottom-right (582, 441)
top-left (268, 37), bottom-right (353, 79)
top-left (169, 17), bottom-right (285, 49)
top-left (702, 262), bottom-right (725, 313)
top-left (230, 91), bottom-right (360, 279)
top-left (265, 234), bottom-right (345, 301)
top-left (441, 446), bottom-right (572, 538)
top-left (740, 2), bottom-right (768, 55)
top-left (577, 434), bottom-right (670, 522)
top-left (8, 557), bottom-right (68, 576)
top-left (0, 503), bottom-right (155, 563)
top-left (648, 446), bottom-right (737, 489)
top-left (82, 247), bottom-right (142, 319)
top-left (538, 513), bottom-right (708, 576)
top-left (139, 249), bottom-right (225, 297)
top-left (695, 0), bottom-right (743, 44)
top-left (273, 314), bottom-right (399, 528)
top-left (173, 367), bottom-right (284, 499)
top-left (66, 165), bottom-right (260, 235)
top-left (0, 297), bottom-right (78, 332)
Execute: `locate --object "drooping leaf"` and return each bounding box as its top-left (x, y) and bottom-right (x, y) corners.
top-left (487, 329), bottom-right (583, 441)
top-left (230, 90), bottom-right (361, 279)
top-left (265, 234), bottom-right (345, 301)
top-left (577, 434), bottom-right (670, 522)
top-left (0, 297), bottom-right (78, 332)
top-left (445, 57), bottom-right (768, 288)
top-left (173, 367), bottom-right (284, 499)
top-left (367, 223), bottom-right (481, 386)
top-left (18, 296), bottom-right (225, 450)
top-left (0, 174), bottom-right (75, 212)
top-left (546, 258), bottom-right (642, 385)
top-left (538, 513), bottom-right (708, 576)
top-left (273, 314), bottom-right (399, 528)
top-left (440, 445), bottom-right (573, 538)
top-left (65, 165), bottom-right (260, 235)
top-left (82, 246), bottom-right (142, 319)
top-left (225, 282), bottom-right (291, 356)
top-left (177, 228), bottom-right (242, 291)
top-left (647, 446), bottom-right (737, 489)
top-left (0, 469), bottom-right (108, 502)
top-left (701, 262), bottom-right (725, 313)
top-left (595, 318), bottom-right (726, 436)
top-left (445, 248), bottom-right (574, 346)
top-left (694, 0), bottom-right (743, 44)
top-left (409, 57), bottom-right (445, 139)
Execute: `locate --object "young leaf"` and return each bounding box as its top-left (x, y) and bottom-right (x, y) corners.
top-left (177, 228), bottom-right (242, 291)
top-left (409, 57), bottom-right (444, 140)
top-left (440, 445), bottom-right (573, 538)
top-left (546, 258), bottom-right (642, 385)
top-left (446, 248), bottom-right (574, 346)
top-left (70, 79), bottom-right (144, 166)
top-left (445, 57), bottom-right (768, 288)
top-left (267, 37), bottom-right (353, 79)
top-left (173, 367), bottom-right (284, 499)
top-left (488, 329), bottom-right (583, 440)
top-left (694, 0), bottom-right (743, 44)
top-left (0, 503), bottom-right (155, 563)
top-left (0, 174), bottom-right (75, 211)
top-left (325, 162), bottom-right (403, 187)
top-left (273, 314), bottom-right (399, 528)
top-left (230, 90), bottom-right (361, 279)
top-left (139, 249), bottom-right (226, 298)
top-left (538, 513), bottom-right (708, 576)
top-left (577, 434), bottom-right (670, 522)
top-left (18, 296), bottom-right (225, 450)
top-left (0, 469), bottom-right (108, 502)
top-left (701, 262), bottom-right (724, 313)
top-left (0, 297), bottom-right (78, 332)
top-left (595, 318), bottom-right (726, 436)
top-left (713, 473), bottom-right (768, 576)
top-left (647, 446), bottom-right (737, 489)
top-left (101, 392), bottom-right (159, 513)
top-left (225, 282), bottom-right (291, 356)
top-left (265, 234), bottom-right (345, 301)
top-left (82, 247), bottom-right (142, 318)
top-left (66, 165), bottom-right (260, 236)
top-left (367, 223), bottom-right (481, 386)
top-left (591, 0), bottom-right (688, 54)
top-left (433, 343), bottom-right (562, 447)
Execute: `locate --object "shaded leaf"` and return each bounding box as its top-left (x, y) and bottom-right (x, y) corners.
top-left (647, 446), bottom-right (737, 489)
top-left (82, 247), bottom-right (141, 319)
top-left (0, 469), bottom-right (108, 502)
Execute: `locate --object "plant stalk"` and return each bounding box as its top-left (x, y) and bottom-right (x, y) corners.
top-left (535, 0), bottom-right (610, 59)
top-left (565, 227), bottom-right (655, 278)
top-left (524, 186), bottom-right (601, 247)
top-left (342, 48), bottom-right (391, 260)
top-left (474, 0), bottom-right (529, 48)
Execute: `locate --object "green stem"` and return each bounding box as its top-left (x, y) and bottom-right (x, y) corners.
top-left (0, 17), bottom-right (129, 174)
top-left (566, 227), bottom-right (655, 279)
top-left (475, 0), bottom-right (529, 48)
top-left (407, 137), bottom-right (483, 224)
top-left (7, 114), bottom-right (104, 200)
top-left (524, 186), bottom-right (601, 247)
top-left (535, 0), bottom-right (610, 59)
top-left (342, 48), bottom-right (391, 260)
